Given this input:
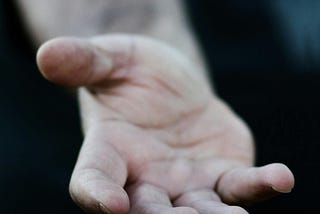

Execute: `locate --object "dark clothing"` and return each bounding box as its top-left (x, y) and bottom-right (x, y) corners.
top-left (1, 0), bottom-right (320, 213)
top-left (0, 2), bottom-right (83, 213)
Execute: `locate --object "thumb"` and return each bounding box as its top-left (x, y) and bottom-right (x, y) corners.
top-left (216, 163), bottom-right (295, 205)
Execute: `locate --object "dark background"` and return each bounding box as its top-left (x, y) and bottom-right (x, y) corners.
top-left (185, 1), bottom-right (320, 212)
top-left (1, 0), bottom-right (319, 213)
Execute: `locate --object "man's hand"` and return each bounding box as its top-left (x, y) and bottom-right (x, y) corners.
top-left (37, 35), bottom-right (294, 214)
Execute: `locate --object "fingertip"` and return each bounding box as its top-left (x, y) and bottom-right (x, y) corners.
top-left (36, 37), bottom-right (104, 87)
top-left (98, 187), bottom-right (130, 214)
top-left (36, 37), bottom-right (75, 83)
top-left (36, 39), bottom-right (52, 79)
top-left (69, 174), bottom-right (130, 214)
top-left (72, 185), bottom-right (130, 214)
top-left (263, 163), bottom-right (295, 193)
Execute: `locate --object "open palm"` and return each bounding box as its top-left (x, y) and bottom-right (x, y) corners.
top-left (37, 35), bottom-right (294, 214)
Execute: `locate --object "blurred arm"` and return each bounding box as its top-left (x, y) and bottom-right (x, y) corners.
top-left (15, 0), bottom-right (208, 77)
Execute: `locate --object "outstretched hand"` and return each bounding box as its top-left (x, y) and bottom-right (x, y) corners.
top-left (37, 35), bottom-right (294, 214)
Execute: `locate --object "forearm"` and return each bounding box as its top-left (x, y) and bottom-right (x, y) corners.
top-left (15, 0), bottom-right (208, 77)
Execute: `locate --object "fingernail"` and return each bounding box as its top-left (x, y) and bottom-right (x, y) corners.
top-left (271, 186), bottom-right (292, 193)
top-left (99, 203), bottom-right (113, 214)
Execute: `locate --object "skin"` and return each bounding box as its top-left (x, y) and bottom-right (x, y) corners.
top-left (15, 0), bottom-right (295, 213)
top-left (36, 35), bottom-right (295, 214)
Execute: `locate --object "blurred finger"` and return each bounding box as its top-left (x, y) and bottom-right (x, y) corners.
top-left (127, 183), bottom-right (199, 214)
top-left (174, 189), bottom-right (248, 214)
top-left (215, 163), bottom-right (295, 205)
top-left (69, 127), bottom-right (129, 214)
top-left (36, 35), bottom-right (134, 87)
top-left (36, 34), bottom-right (204, 89)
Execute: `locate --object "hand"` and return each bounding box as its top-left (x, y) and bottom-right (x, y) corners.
top-left (37, 34), bottom-right (294, 214)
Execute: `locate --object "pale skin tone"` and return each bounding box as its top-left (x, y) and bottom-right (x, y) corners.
top-left (36, 35), bottom-right (294, 214)
top-left (16, 0), bottom-right (295, 213)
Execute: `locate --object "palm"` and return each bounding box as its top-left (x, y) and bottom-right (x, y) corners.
top-left (37, 35), bottom-right (294, 214)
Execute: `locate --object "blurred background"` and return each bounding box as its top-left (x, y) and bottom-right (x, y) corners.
top-left (1, 0), bottom-right (320, 213)
top-left (0, 1), bottom-right (82, 213)
top-left (185, 0), bottom-right (320, 212)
